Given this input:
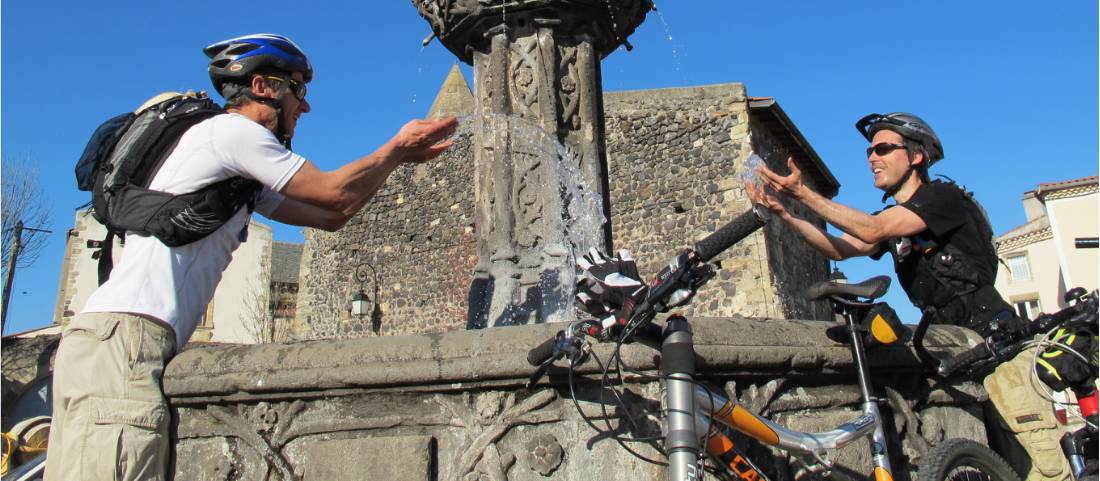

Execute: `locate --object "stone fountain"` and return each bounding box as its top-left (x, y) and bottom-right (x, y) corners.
top-left (0, 4), bottom-right (1002, 480)
top-left (413, 0), bottom-right (652, 328)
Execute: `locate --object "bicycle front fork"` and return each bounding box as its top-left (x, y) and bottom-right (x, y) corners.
top-left (663, 315), bottom-right (703, 481)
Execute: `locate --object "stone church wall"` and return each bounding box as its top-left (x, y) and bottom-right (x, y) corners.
top-left (295, 133), bottom-right (478, 338)
top-left (294, 82), bottom-right (835, 338)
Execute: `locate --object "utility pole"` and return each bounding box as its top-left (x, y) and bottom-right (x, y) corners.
top-left (2, 220), bottom-right (24, 334)
top-left (2, 220), bottom-right (52, 334)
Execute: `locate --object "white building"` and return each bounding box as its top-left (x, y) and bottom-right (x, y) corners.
top-left (53, 210), bottom-right (296, 344)
top-left (994, 176), bottom-right (1098, 318)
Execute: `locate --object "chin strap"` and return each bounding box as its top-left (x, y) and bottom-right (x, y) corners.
top-left (881, 165), bottom-right (915, 203)
top-left (243, 90), bottom-right (292, 149)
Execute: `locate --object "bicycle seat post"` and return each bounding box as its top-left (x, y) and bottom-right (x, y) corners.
top-left (835, 298), bottom-right (895, 480)
top-left (662, 315), bottom-right (702, 481)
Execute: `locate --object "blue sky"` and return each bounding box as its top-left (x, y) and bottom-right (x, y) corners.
top-left (2, 1), bottom-right (1097, 334)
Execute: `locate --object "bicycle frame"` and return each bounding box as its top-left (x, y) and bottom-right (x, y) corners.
top-left (527, 208), bottom-right (907, 481)
top-left (658, 295), bottom-right (897, 481)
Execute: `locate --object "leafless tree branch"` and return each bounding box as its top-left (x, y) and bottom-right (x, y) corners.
top-left (2, 155), bottom-right (53, 271)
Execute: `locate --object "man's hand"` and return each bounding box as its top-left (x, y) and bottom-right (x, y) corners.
top-left (391, 117), bottom-right (459, 163)
top-left (745, 181), bottom-right (787, 218)
top-left (757, 156), bottom-right (807, 201)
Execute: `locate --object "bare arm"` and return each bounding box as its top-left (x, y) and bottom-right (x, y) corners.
top-left (266, 196), bottom-right (349, 232)
top-left (279, 117), bottom-right (458, 214)
top-left (758, 157), bottom-right (927, 245)
top-left (746, 182), bottom-right (879, 260)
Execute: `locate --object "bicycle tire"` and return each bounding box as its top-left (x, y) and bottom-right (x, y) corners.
top-left (917, 439), bottom-right (1020, 481)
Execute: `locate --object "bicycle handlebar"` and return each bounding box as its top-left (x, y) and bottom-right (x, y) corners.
top-left (937, 291), bottom-right (1098, 377)
top-left (937, 342), bottom-right (992, 377)
top-left (693, 205), bottom-right (769, 262)
top-left (527, 335), bottom-right (560, 366)
top-left (527, 205), bottom-right (769, 371)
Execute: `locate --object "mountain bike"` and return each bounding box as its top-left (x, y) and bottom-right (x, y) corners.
top-left (933, 287), bottom-right (1098, 481)
top-left (527, 206), bottom-right (1017, 481)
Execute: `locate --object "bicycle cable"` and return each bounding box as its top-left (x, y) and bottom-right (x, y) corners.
top-left (1023, 329), bottom-right (1099, 430)
top-left (566, 340), bottom-right (670, 466)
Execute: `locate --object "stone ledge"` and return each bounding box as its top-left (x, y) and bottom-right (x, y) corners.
top-left (604, 82), bottom-right (747, 106)
top-left (164, 318), bottom-right (979, 401)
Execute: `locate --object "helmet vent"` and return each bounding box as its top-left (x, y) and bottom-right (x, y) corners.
top-left (227, 44), bottom-right (258, 56)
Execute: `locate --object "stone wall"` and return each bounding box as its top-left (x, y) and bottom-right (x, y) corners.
top-left (162, 319), bottom-right (989, 481)
top-left (295, 82), bottom-right (838, 337)
top-left (748, 112), bottom-right (836, 322)
top-left (294, 133), bottom-right (478, 338)
top-left (603, 84), bottom-right (833, 322)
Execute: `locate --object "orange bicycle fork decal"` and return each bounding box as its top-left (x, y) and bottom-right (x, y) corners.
top-left (706, 430), bottom-right (769, 481)
top-left (873, 466), bottom-right (894, 481)
top-left (711, 401), bottom-right (780, 446)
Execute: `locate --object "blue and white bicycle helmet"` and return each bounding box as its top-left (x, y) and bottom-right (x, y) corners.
top-left (204, 34), bottom-right (312, 97)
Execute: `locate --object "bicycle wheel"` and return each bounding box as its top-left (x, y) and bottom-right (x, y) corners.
top-left (917, 439), bottom-right (1020, 481)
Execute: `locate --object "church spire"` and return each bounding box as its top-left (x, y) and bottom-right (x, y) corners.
top-left (427, 63), bottom-right (473, 119)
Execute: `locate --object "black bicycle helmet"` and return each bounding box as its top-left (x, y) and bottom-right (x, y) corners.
top-left (204, 34), bottom-right (313, 97)
top-left (856, 112), bottom-right (944, 165)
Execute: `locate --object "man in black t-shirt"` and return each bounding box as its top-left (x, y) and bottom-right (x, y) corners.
top-left (747, 112), bottom-right (1010, 332)
top-left (746, 112), bottom-right (1070, 481)
top-left (871, 178), bottom-right (1010, 334)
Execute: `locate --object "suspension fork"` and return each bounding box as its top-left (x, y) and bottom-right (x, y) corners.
top-left (842, 307), bottom-right (895, 481)
top-left (663, 315), bottom-right (703, 481)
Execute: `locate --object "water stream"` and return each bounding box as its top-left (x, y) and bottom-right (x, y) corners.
top-left (650, 3), bottom-right (687, 84)
top-left (453, 113), bottom-right (606, 324)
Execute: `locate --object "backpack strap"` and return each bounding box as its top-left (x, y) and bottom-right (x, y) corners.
top-left (94, 231), bottom-right (115, 286)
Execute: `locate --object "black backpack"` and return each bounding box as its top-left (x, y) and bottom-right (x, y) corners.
top-left (75, 91), bottom-right (261, 283)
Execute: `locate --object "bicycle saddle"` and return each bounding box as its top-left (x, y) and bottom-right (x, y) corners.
top-left (806, 275), bottom-right (891, 301)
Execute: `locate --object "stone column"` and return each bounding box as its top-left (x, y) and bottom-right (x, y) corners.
top-left (413, 0), bottom-right (651, 328)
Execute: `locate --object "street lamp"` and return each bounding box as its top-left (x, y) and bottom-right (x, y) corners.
top-left (350, 289), bottom-right (371, 318)
top-left (349, 262), bottom-right (382, 334)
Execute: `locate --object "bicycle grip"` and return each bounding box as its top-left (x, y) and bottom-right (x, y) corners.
top-left (693, 206), bottom-right (768, 262)
top-left (527, 334), bottom-right (560, 366)
top-left (937, 342), bottom-right (992, 377)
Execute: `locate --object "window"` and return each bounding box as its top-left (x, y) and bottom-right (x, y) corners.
top-left (1015, 298), bottom-right (1041, 320)
top-left (1006, 254), bottom-right (1031, 282)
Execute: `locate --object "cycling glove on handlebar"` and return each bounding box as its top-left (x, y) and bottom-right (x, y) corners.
top-left (576, 248), bottom-right (648, 324)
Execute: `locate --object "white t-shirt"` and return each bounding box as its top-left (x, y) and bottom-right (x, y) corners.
top-left (82, 113), bottom-right (306, 349)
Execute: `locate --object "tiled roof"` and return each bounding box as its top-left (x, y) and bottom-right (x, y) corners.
top-left (1033, 176), bottom-right (1099, 201)
top-left (1037, 175), bottom-right (1098, 192)
top-left (996, 215), bottom-right (1050, 244)
top-left (996, 224), bottom-right (1053, 254)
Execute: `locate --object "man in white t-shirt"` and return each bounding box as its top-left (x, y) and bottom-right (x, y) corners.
top-left (45, 34), bottom-right (459, 481)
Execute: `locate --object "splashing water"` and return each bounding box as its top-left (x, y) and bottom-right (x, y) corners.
top-left (738, 153), bottom-right (766, 192)
top-left (451, 113), bottom-right (607, 324)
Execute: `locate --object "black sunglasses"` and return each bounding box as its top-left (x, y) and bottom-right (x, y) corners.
top-left (866, 142), bottom-right (908, 158)
top-left (266, 75), bottom-right (307, 101)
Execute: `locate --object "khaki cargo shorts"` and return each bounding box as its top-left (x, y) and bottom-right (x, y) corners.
top-left (44, 312), bottom-right (176, 481)
top-left (985, 347), bottom-right (1072, 481)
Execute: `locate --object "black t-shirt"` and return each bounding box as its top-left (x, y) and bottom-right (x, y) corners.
top-left (872, 181), bottom-right (998, 312)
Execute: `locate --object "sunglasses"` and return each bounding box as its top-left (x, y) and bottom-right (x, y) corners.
top-left (866, 142), bottom-right (907, 158)
top-left (265, 75), bottom-right (308, 101)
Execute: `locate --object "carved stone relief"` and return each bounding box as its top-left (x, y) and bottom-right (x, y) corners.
top-left (556, 45), bottom-right (580, 132)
